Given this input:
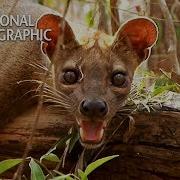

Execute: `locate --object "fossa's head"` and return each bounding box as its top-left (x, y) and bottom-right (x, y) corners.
top-left (37, 14), bottom-right (158, 149)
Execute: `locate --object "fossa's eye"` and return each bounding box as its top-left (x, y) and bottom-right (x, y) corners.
top-left (111, 71), bottom-right (127, 87)
top-left (63, 69), bottom-right (79, 84)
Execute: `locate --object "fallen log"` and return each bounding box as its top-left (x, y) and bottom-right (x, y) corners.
top-left (0, 106), bottom-right (180, 179)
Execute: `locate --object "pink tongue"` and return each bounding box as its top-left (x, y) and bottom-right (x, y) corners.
top-left (80, 121), bottom-right (104, 143)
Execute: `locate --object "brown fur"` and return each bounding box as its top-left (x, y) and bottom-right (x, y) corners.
top-left (0, 0), bottom-right (53, 122)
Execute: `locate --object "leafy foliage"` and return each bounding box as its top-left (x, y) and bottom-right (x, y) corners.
top-left (0, 126), bottom-right (119, 179)
top-left (127, 70), bottom-right (180, 112)
top-left (0, 154), bottom-right (118, 179)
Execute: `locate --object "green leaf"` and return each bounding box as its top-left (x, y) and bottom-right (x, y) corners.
top-left (78, 169), bottom-right (87, 180)
top-left (84, 155), bottom-right (119, 176)
top-left (153, 85), bottom-right (172, 96)
top-left (0, 159), bottom-right (23, 174)
top-left (40, 153), bottom-right (60, 163)
top-left (85, 10), bottom-right (94, 28)
top-left (52, 171), bottom-right (78, 180)
top-left (29, 158), bottom-right (45, 180)
top-left (50, 174), bottom-right (73, 180)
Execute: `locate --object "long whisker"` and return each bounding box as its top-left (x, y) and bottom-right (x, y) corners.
top-left (47, 105), bottom-right (73, 112)
top-left (17, 79), bottom-right (42, 85)
top-left (43, 89), bottom-right (69, 100)
top-left (27, 94), bottom-right (73, 112)
top-left (43, 93), bottom-right (69, 105)
top-left (43, 88), bottom-right (74, 105)
top-left (44, 85), bottom-right (71, 100)
top-left (18, 89), bottom-right (39, 101)
top-left (118, 108), bottom-right (134, 112)
top-left (27, 94), bottom-right (40, 101)
top-left (33, 72), bottom-right (53, 77)
top-left (42, 95), bottom-right (72, 107)
top-left (43, 88), bottom-right (72, 103)
top-left (27, 62), bottom-right (50, 73)
top-left (47, 105), bottom-right (68, 110)
top-left (16, 78), bottom-right (76, 112)
top-left (43, 98), bottom-right (72, 108)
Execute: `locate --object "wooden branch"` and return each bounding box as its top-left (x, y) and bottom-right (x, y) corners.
top-left (110, 0), bottom-right (120, 35)
top-left (159, 0), bottom-right (180, 74)
top-left (0, 105), bottom-right (180, 179)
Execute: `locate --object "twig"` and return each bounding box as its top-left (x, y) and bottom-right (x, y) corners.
top-left (110, 0), bottom-right (120, 35)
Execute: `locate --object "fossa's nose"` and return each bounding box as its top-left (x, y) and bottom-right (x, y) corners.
top-left (80, 99), bottom-right (108, 117)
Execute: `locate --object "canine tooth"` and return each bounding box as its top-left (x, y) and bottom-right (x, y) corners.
top-left (80, 128), bottom-right (83, 139)
top-left (100, 129), bottom-right (104, 139)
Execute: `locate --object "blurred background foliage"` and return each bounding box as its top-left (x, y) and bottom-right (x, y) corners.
top-left (36, 1), bottom-right (180, 75)
top-left (37, 0), bottom-right (180, 34)
top-left (36, 0), bottom-right (180, 55)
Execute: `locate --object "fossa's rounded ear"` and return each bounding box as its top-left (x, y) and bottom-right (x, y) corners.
top-left (36, 14), bottom-right (77, 57)
top-left (114, 17), bottom-right (158, 61)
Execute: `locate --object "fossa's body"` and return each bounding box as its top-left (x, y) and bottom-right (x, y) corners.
top-left (0, 0), bottom-right (54, 122)
top-left (0, 0), bottom-right (158, 148)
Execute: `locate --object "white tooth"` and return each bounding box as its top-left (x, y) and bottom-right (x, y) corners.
top-left (80, 128), bottom-right (83, 139)
top-left (100, 129), bottom-right (104, 139)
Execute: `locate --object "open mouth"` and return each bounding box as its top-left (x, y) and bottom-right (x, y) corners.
top-left (78, 120), bottom-right (107, 148)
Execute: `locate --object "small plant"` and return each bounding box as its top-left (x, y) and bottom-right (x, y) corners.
top-left (0, 155), bottom-right (119, 179)
top-left (0, 127), bottom-right (119, 179)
